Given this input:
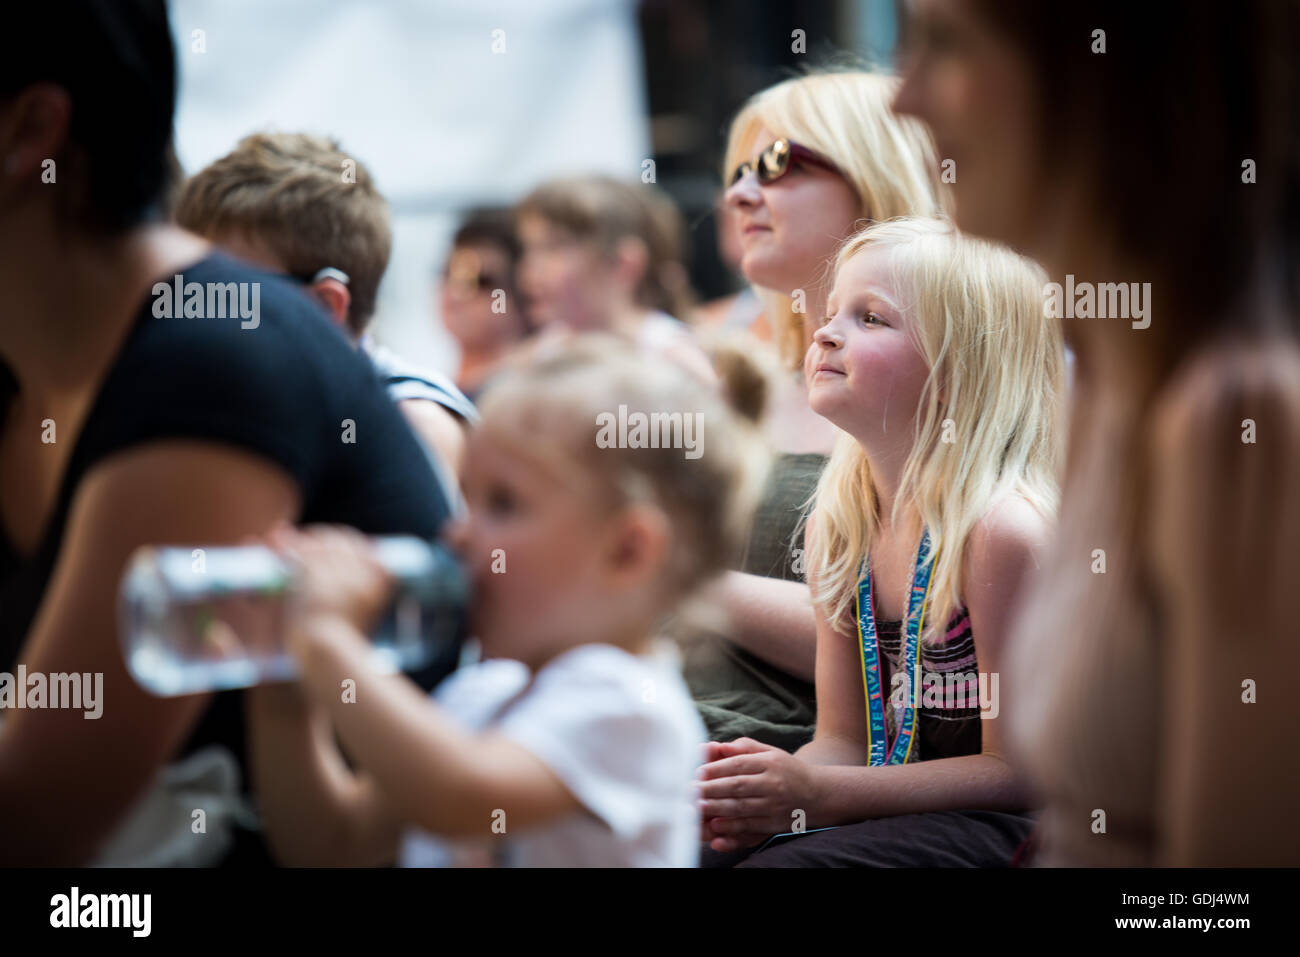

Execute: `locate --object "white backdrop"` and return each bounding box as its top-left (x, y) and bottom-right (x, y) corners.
top-left (169, 0), bottom-right (650, 373)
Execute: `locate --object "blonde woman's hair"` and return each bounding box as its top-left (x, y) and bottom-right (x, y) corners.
top-left (477, 335), bottom-right (769, 606)
top-left (807, 218), bottom-right (1065, 634)
top-left (723, 70), bottom-right (949, 369)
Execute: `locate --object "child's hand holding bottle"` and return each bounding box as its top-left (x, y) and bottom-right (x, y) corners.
top-left (265, 522), bottom-right (397, 671)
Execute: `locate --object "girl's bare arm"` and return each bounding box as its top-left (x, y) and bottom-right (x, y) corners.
top-left (797, 510), bottom-right (869, 765)
top-left (293, 616), bottom-right (584, 840)
top-left (808, 497), bottom-right (1047, 823)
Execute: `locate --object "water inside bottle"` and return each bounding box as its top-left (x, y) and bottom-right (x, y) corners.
top-left (125, 571), bottom-right (294, 695)
top-left (123, 545), bottom-right (455, 696)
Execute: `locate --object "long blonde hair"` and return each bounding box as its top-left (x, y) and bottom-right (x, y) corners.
top-left (807, 218), bottom-right (1065, 633)
top-left (723, 70), bottom-right (948, 369)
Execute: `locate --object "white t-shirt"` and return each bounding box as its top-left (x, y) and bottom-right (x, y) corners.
top-left (399, 641), bottom-right (706, 867)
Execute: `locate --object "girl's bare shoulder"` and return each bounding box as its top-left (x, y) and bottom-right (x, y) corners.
top-left (961, 493), bottom-right (1054, 611)
top-left (967, 494), bottom-right (1054, 570)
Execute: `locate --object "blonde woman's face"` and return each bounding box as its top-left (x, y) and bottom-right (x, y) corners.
top-left (724, 125), bottom-right (862, 299)
top-left (807, 247), bottom-right (931, 437)
top-left (892, 0), bottom-right (1043, 250)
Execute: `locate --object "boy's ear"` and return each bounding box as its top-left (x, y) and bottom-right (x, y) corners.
top-left (309, 277), bottom-right (352, 332)
top-left (603, 504), bottom-right (670, 587)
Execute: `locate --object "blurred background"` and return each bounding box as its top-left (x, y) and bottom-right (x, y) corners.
top-left (169, 0), bottom-right (900, 373)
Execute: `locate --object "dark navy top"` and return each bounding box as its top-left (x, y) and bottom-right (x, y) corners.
top-left (0, 252), bottom-right (455, 864)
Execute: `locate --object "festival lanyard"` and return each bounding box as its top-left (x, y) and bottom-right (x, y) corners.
top-left (855, 530), bottom-right (938, 766)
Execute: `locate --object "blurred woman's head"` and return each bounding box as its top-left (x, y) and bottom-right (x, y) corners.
top-left (894, 0), bottom-right (1300, 351)
top-left (722, 70), bottom-right (948, 367)
top-left (515, 176), bottom-right (693, 332)
top-left (440, 208), bottom-right (530, 354)
top-left (0, 1), bottom-right (175, 240)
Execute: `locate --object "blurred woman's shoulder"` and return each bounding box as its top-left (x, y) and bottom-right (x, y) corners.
top-left (1146, 334), bottom-right (1300, 609)
top-left (1150, 336), bottom-right (1300, 459)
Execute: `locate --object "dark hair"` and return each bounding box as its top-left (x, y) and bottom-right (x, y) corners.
top-left (962, 0), bottom-right (1300, 342)
top-left (450, 206), bottom-right (533, 333)
top-left (453, 207), bottom-right (522, 263)
top-left (0, 1), bottom-right (176, 233)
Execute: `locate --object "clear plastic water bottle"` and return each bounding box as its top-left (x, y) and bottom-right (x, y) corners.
top-left (119, 536), bottom-right (468, 696)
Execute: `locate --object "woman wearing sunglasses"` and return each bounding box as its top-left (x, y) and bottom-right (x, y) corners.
top-left (439, 208), bottom-right (534, 402)
top-left (683, 70), bottom-right (949, 776)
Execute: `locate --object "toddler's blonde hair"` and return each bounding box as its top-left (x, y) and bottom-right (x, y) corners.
top-left (479, 336), bottom-right (769, 606)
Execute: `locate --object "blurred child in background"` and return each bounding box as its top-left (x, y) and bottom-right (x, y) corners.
top-left (249, 336), bottom-right (766, 866)
top-left (515, 176), bottom-right (715, 384)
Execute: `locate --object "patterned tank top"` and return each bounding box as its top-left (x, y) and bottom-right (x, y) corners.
top-left (874, 605), bottom-right (983, 761)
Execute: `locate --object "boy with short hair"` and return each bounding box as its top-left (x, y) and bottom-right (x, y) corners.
top-left (174, 132), bottom-right (474, 483)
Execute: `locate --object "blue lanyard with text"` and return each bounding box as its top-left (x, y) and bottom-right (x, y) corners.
top-left (855, 530), bottom-right (938, 766)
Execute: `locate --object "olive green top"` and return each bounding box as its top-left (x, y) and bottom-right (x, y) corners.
top-left (678, 452), bottom-right (827, 752)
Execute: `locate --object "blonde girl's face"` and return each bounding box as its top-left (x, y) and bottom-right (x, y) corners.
top-left (723, 125), bottom-right (862, 299)
top-left (447, 421), bottom-right (611, 664)
top-left (806, 246), bottom-right (933, 437)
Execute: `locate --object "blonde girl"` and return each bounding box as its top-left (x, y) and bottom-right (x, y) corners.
top-left (699, 218), bottom-right (1065, 866)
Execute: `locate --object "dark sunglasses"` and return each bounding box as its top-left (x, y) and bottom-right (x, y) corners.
top-left (442, 249), bottom-right (505, 297)
top-left (443, 269), bottom-right (504, 293)
top-left (728, 138), bottom-right (839, 187)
